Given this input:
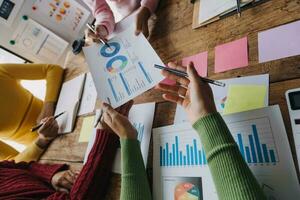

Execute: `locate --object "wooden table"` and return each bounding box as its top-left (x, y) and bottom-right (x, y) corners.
top-left (40, 0), bottom-right (300, 199)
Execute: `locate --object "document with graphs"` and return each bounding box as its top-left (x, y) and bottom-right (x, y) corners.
top-left (83, 25), bottom-right (164, 108)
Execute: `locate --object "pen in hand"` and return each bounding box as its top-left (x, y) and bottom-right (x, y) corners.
top-left (154, 64), bottom-right (226, 87)
top-left (86, 23), bottom-right (112, 50)
top-left (31, 112), bottom-right (65, 132)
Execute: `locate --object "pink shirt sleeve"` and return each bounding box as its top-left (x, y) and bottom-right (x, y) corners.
top-left (83, 0), bottom-right (115, 36)
top-left (141, 0), bottom-right (160, 13)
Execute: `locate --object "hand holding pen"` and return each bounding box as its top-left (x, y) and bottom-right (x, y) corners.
top-left (156, 62), bottom-right (217, 124)
top-left (85, 23), bottom-right (112, 49)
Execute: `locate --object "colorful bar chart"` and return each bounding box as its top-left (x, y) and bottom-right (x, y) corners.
top-left (159, 118), bottom-right (278, 167)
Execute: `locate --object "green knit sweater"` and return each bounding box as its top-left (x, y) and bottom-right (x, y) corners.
top-left (120, 113), bottom-right (266, 200)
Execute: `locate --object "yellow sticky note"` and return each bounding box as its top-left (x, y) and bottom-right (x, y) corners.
top-left (223, 85), bottom-right (267, 115)
top-left (78, 116), bottom-right (95, 142)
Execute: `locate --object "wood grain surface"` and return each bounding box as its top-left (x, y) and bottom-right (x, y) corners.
top-left (40, 0), bottom-right (300, 199)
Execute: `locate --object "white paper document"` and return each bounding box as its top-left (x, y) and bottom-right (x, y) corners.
top-left (83, 25), bottom-right (164, 108)
top-left (153, 105), bottom-right (300, 200)
top-left (78, 72), bottom-right (97, 116)
top-left (55, 73), bottom-right (85, 134)
top-left (174, 74), bottom-right (269, 124)
top-left (199, 0), bottom-right (236, 23)
top-left (12, 19), bottom-right (68, 63)
top-left (84, 103), bottom-right (156, 174)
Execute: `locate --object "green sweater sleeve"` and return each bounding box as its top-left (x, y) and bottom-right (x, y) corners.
top-left (120, 139), bottom-right (151, 200)
top-left (193, 113), bottom-right (266, 200)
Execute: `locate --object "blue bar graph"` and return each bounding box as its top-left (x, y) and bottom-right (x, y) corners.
top-left (237, 134), bottom-right (245, 159)
top-left (159, 124), bottom-right (278, 167)
top-left (138, 62), bottom-right (152, 84)
top-left (107, 78), bottom-right (118, 102)
top-left (119, 73), bottom-right (131, 95)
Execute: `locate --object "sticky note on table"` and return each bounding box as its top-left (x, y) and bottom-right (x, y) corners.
top-left (258, 20), bottom-right (300, 63)
top-left (182, 51), bottom-right (208, 77)
top-left (223, 85), bottom-right (267, 115)
top-left (78, 116), bottom-right (95, 142)
top-left (214, 37), bottom-right (248, 73)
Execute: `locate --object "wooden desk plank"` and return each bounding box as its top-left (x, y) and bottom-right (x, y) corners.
top-left (40, 0), bottom-right (300, 199)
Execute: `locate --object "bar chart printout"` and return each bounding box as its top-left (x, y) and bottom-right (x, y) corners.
top-left (154, 106), bottom-right (300, 200)
top-left (83, 25), bottom-right (164, 108)
top-left (159, 117), bottom-right (278, 167)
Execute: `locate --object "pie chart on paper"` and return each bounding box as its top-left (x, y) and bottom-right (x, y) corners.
top-left (175, 182), bottom-right (200, 200)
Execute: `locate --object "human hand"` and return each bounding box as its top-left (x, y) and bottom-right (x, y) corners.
top-left (35, 117), bottom-right (59, 149)
top-left (156, 62), bottom-right (217, 124)
top-left (101, 101), bottom-right (137, 139)
top-left (51, 170), bottom-right (79, 193)
top-left (85, 24), bottom-right (108, 43)
top-left (37, 102), bottom-right (55, 123)
top-left (135, 6), bottom-right (151, 38)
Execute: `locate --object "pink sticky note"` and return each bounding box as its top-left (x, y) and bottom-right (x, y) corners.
top-left (182, 51), bottom-right (208, 77)
top-left (214, 37), bottom-right (248, 73)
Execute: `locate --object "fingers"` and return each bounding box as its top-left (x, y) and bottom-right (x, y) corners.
top-left (102, 103), bottom-right (116, 127)
top-left (157, 83), bottom-right (187, 97)
top-left (160, 62), bottom-right (190, 86)
top-left (119, 100), bottom-right (134, 117)
top-left (162, 93), bottom-right (184, 106)
top-left (135, 17), bottom-right (143, 36)
top-left (168, 62), bottom-right (187, 72)
top-left (161, 70), bottom-right (190, 86)
top-left (95, 25), bottom-right (108, 39)
top-left (39, 117), bottom-right (54, 131)
top-left (143, 21), bottom-right (149, 38)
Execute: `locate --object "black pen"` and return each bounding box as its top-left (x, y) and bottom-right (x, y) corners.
top-left (31, 111), bottom-right (65, 132)
top-left (154, 64), bottom-right (226, 87)
top-left (86, 23), bottom-right (112, 50)
top-left (236, 0), bottom-right (241, 17)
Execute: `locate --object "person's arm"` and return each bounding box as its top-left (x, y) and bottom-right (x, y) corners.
top-left (120, 139), bottom-right (151, 200)
top-left (0, 160), bottom-right (67, 184)
top-left (157, 62), bottom-right (266, 200)
top-left (83, 0), bottom-right (115, 36)
top-left (68, 129), bottom-right (119, 199)
top-left (193, 113), bottom-right (266, 199)
top-left (0, 63), bottom-right (63, 102)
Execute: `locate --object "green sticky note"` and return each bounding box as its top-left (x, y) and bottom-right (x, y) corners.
top-left (223, 85), bottom-right (267, 115)
top-left (78, 116), bottom-right (95, 142)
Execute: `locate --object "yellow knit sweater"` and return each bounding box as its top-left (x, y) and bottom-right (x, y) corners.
top-left (0, 63), bottom-right (63, 162)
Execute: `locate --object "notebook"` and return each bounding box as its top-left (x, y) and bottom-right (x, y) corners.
top-left (55, 73), bottom-right (86, 134)
top-left (192, 0), bottom-right (265, 29)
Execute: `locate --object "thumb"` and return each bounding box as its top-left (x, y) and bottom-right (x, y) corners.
top-left (187, 62), bottom-right (199, 84)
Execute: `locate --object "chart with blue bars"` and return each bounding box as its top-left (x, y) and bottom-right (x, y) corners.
top-left (133, 122), bottom-right (145, 142)
top-left (159, 117), bottom-right (278, 167)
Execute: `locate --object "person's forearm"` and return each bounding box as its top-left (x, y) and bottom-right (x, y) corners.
top-left (83, 0), bottom-right (115, 35)
top-left (120, 139), bottom-right (151, 200)
top-left (193, 113), bottom-right (266, 199)
top-left (69, 129), bottom-right (119, 199)
top-left (13, 142), bottom-right (45, 163)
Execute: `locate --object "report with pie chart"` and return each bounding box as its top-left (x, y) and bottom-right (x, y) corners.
top-left (83, 25), bottom-right (164, 108)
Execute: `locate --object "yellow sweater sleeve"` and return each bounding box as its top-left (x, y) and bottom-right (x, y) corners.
top-left (0, 63), bottom-right (64, 102)
top-left (0, 140), bottom-right (44, 163)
